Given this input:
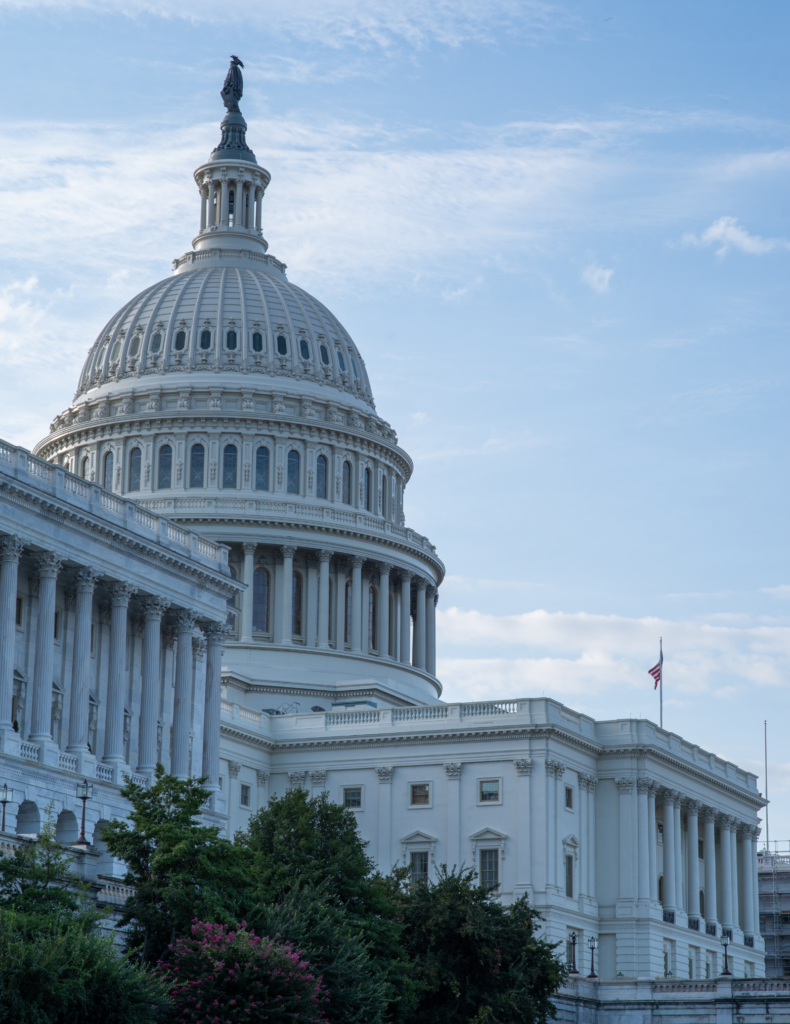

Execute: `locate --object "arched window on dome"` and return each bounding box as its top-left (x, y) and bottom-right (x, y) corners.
top-left (222, 445), bottom-right (238, 489)
top-left (128, 335), bottom-right (141, 358)
top-left (344, 579), bottom-right (352, 645)
top-left (150, 332), bottom-right (162, 354)
top-left (342, 461), bottom-right (352, 505)
top-left (252, 567), bottom-right (270, 632)
top-left (158, 445), bottom-right (172, 490)
top-left (351, 358), bottom-right (359, 379)
top-left (200, 330), bottom-right (212, 351)
top-left (226, 565), bottom-right (238, 629)
top-left (174, 330), bottom-right (187, 351)
top-left (320, 344), bottom-right (330, 365)
top-left (255, 446), bottom-right (270, 491)
top-left (381, 473), bottom-right (388, 520)
top-left (189, 445), bottom-right (205, 488)
top-left (128, 448), bottom-right (141, 492)
top-left (368, 586), bottom-right (377, 651)
top-left (110, 340), bottom-right (121, 362)
top-left (292, 571), bottom-right (303, 636)
top-left (316, 455), bottom-right (328, 499)
top-left (337, 351), bottom-right (346, 373)
top-left (226, 330), bottom-right (237, 351)
top-left (364, 468), bottom-right (372, 512)
top-left (80, 456), bottom-right (89, 480)
top-left (251, 331), bottom-right (263, 353)
top-left (287, 451), bottom-right (300, 494)
top-left (276, 334), bottom-right (288, 355)
top-left (103, 452), bottom-right (114, 491)
top-left (299, 338), bottom-right (310, 360)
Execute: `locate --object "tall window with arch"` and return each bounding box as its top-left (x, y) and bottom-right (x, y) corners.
top-left (158, 445), bottom-right (172, 489)
top-left (223, 445), bottom-right (238, 489)
top-left (344, 580), bottom-right (352, 644)
top-left (128, 448), bottom-right (141, 492)
top-left (252, 567), bottom-right (269, 632)
top-left (292, 571), bottom-right (303, 636)
top-left (287, 451), bottom-right (300, 494)
top-left (226, 565), bottom-right (238, 628)
top-left (80, 456), bottom-right (89, 480)
top-left (103, 452), bottom-right (114, 491)
top-left (190, 444), bottom-right (205, 488)
top-left (368, 586), bottom-right (377, 651)
top-left (255, 446), bottom-right (270, 490)
top-left (364, 468), bottom-right (372, 511)
top-left (316, 455), bottom-right (328, 499)
top-left (381, 473), bottom-right (388, 519)
top-left (342, 461), bottom-right (352, 505)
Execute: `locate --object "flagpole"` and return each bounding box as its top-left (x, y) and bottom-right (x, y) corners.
top-left (659, 637), bottom-right (663, 730)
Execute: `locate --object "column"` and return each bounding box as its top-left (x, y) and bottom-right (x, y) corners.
top-left (306, 554), bottom-right (318, 648)
top-left (171, 610), bottom-right (197, 779)
top-left (720, 816), bottom-right (734, 930)
top-left (317, 550), bottom-right (333, 648)
top-left (741, 827), bottom-right (755, 936)
top-left (29, 552), bottom-right (63, 741)
top-left (350, 556), bottom-right (364, 652)
top-left (617, 778), bottom-right (635, 900)
top-left (66, 567), bottom-right (99, 753)
top-left (399, 571), bottom-right (412, 665)
top-left (662, 791), bottom-right (677, 909)
top-left (220, 178), bottom-right (229, 225)
top-left (202, 624), bottom-right (227, 790)
top-left (587, 777), bottom-right (597, 899)
top-left (648, 782), bottom-right (658, 901)
top-left (751, 827), bottom-right (761, 938)
top-left (207, 180), bottom-right (215, 226)
top-left (377, 562), bottom-right (392, 658)
top-left (279, 546), bottom-right (295, 644)
top-left (376, 767), bottom-right (393, 870)
top-left (199, 183), bottom-right (207, 230)
top-left (674, 795), bottom-right (684, 911)
top-left (0, 536), bottom-right (25, 729)
top-left (687, 801), bottom-right (701, 919)
top-left (426, 586), bottom-right (437, 675)
top-left (445, 763), bottom-right (461, 870)
top-left (702, 808), bottom-right (718, 929)
top-left (334, 561), bottom-right (346, 649)
top-left (731, 824), bottom-right (740, 930)
top-left (241, 543), bottom-right (256, 642)
top-left (102, 581), bottom-right (135, 764)
top-left (515, 759), bottom-right (532, 891)
top-left (637, 778), bottom-right (650, 901)
top-left (414, 578), bottom-right (427, 669)
top-left (255, 188), bottom-right (262, 231)
top-left (137, 596), bottom-right (169, 772)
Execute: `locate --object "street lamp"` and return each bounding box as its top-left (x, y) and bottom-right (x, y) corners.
top-left (72, 779), bottom-right (94, 850)
top-left (568, 932), bottom-right (579, 974)
top-left (0, 784), bottom-right (10, 832)
top-left (720, 933), bottom-right (731, 977)
top-left (587, 935), bottom-right (598, 979)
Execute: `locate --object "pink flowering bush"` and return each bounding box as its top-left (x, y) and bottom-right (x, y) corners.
top-left (157, 919), bottom-right (329, 1023)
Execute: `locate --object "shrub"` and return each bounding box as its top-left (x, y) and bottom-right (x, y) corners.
top-left (158, 919), bottom-right (329, 1023)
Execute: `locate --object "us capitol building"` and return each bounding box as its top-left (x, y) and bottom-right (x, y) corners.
top-left (1, 59), bottom-right (783, 1022)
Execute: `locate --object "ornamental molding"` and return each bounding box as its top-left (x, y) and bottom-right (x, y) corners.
top-left (288, 770), bottom-right (308, 789)
top-left (375, 766), bottom-right (394, 784)
top-left (227, 760), bottom-right (241, 778)
top-left (401, 830), bottom-right (438, 867)
top-left (444, 763), bottom-right (462, 780)
top-left (514, 758), bottom-right (533, 777)
top-left (310, 770), bottom-right (327, 788)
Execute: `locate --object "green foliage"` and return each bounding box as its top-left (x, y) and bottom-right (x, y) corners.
top-left (157, 919), bottom-right (328, 1024)
top-left (0, 803), bottom-right (90, 919)
top-left (0, 909), bottom-right (171, 1024)
top-left (100, 766), bottom-right (253, 964)
top-left (395, 866), bottom-right (565, 1024)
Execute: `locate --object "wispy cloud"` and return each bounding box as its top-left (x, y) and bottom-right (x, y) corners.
top-left (680, 215), bottom-right (790, 257)
top-left (581, 263), bottom-right (614, 292)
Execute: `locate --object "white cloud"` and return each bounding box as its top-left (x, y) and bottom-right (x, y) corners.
top-left (581, 263), bottom-right (614, 292)
top-left (762, 585), bottom-right (790, 600)
top-left (681, 215), bottom-right (790, 257)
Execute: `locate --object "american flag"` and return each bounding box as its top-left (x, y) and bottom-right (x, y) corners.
top-left (648, 647), bottom-right (663, 690)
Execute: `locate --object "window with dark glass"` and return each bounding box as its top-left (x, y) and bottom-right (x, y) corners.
top-left (252, 331), bottom-right (263, 352)
top-left (364, 468), bottom-right (372, 511)
top-left (658, 875), bottom-right (664, 904)
top-left (276, 334), bottom-right (288, 355)
top-left (481, 849), bottom-right (499, 889)
top-left (410, 851), bottom-right (429, 883)
top-left (344, 787), bottom-right (362, 809)
top-left (410, 784), bottom-right (430, 806)
top-left (292, 571), bottom-right (303, 635)
top-left (255, 446), bottom-right (270, 490)
top-left (368, 587), bottom-right (377, 650)
top-left (226, 565), bottom-right (238, 627)
top-left (337, 351), bottom-right (346, 372)
top-left (226, 330), bottom-right (237, 350)
top-left (565, 854), bottom-right (573, 897)
top-left (698, 839), bottom-right (704, 859)
top-left (128, 448), bottom-right (141, 491)
top-left (299, 338), bottom-right (310, 360)
top-left (174, 330), bottom-right (187, 350)
top-left (351, 358), bottom-right (359, 378)
top-left (228, 189), bottom-right (235, 223)
top-left (316, 454), bottom-right (328, 499)
top-left (80, 457), bottom-right (89, 479)
top-left (699, 889), bottom-right (705, 917)
top-left (253, 567), bottom-right (269, 632)
top-left (344, 580), bottom-right (352, 644)
top-left (342, 461), bottom-right (351, 505)
top-left (158, 445), bottom-right (172, 489)
top-left (287, 450), bottom-right (300, 494)
top-left (150, 332), bottom-right (162, 353)
top-left (320, 344), bottom-right (330, 365)
top-left (190, 444), bottom-right (205, 488)
top-left (381, 474), bottom-right (388, 519)
top-left (240, 784), bottom-right (250, 807)
top-left (480, 780), bottom-right (500, 802)
top-left (565, 786), bottom-right (573, 809)
top-left (129, 335), bottom-right (141, 357)
top-left (222, 445), bottom-right (238, 489)
top-left (103, 452), bottom-right (114, 491)
top-left (200, 330), bottom-right (212, 350)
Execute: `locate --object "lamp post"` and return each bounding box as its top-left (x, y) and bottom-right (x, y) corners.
top-left (0, 784), bottom-right (10, 832)
top-left (568, 931), bottom-right (579, 974)
top-left (587, 935), bottom-right (598, 979)
top-left (720, 933), bottom-right (731, 976)
top-left (72, 779), bottom-right (93, 850)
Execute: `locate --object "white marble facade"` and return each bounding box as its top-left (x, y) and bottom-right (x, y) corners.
top-left (0, 73), bottom-right (769, 1004)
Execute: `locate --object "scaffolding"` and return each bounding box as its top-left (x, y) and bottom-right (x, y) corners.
top-left (758, 839), bottom-right (790, 978)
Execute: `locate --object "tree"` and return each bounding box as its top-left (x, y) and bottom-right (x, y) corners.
top-left (157, 919), bottom-right (329, 1024)
top-left (0, 909), bottom-right (171, 1023)
top-left (395, 866), bottom-right (565, 1024)
top-left (100, 766), bottom-right (253, 964)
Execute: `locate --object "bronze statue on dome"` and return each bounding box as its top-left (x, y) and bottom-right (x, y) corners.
top-left (221, 55), bottom-right (245, 113)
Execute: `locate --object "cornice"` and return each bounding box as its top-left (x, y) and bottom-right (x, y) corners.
top-left (221, 677), bottom-right (416, 706)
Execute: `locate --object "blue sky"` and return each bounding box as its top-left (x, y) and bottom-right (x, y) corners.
top-left (1, 0), bottom-right (789, 839)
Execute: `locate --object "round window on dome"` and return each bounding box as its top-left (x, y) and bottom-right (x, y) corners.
top-left (227, 330), bottom-right (237, 350)
top-left (129, 336), bottom-right (141, 357)
top-left (320, 344), bottom-right (330, 365)
top-left (174, 330), bottom-right (187, 351)
top-left (277, 334), bottom-right (288, 355)
top-left (252, 332), bottom-right (263, 352)
top-left (150, 332), bottom-right (162, 353)
top-left (337, 351), bottom-right (346, 372)
top-left (200, 330), bottom-right (212, 350)
top-left (299, 339), bottom-right (310, 360)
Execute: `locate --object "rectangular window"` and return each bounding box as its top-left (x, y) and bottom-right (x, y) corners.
top-left (15, 596), bottom-right (22, 626)
top-left (657, 822), bottom-right (664, 843)
top-left (410, 850), bottom-right (429, 883)
top-left (53, 610), bottom-right (60, 640)
top-left (410, 783), bottom-right (430, 806)
top-left (565, 854), bottom-right (574, 897)
top-left (240, 784), bottom-right (250, 807)
top-left (565, 786), bottom-right (573, 809)
top-left (219, 776), bottom-right (224, 790)
top-left (480, 849), bottom-right (499, 889)
top-left (566, 939), bottom-right (574, 966)
top-left (479, 780), bottom-right (500, 802)
top-left (698, 838), bottom-right (704, 859)
top-left (344, 787), bottom-right (362, 809)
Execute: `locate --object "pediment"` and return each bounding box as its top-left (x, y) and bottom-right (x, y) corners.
top-left (469, 827), bottom-right (509, 842)
top-left (563, 834), bottom-right (579, 848)
top-left (401, 830), bottom-right (438, 845)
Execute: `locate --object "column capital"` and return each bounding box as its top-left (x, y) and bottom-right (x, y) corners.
top-left (227, 760), bottom-right (242, 779)
top-left (192, 634), bottom-right (207, 657)
top-left (701, 806), bottom-right (718, 824)
top-left (281, 545), bottom-right (297, 559)
top-left (375, 766), bottom-right (394, 784)
top-left (256, 769), bottom-right (269, 786)
top-left (288, 770), bottom-right (308, 789)
top-left (636, 776), bottom-right (652, 793)
top-left (546, 758), bottom-right (566, 778)
top-left (141, 595), bottom-right (170, 620)
top-left (109, 580), bottom-right (136, 606)
top-left (398, 569), bottom-right (414, 583)
top-left (310, 770), bottom-right (327, 788)
top-left (204, 622), bottom-right (231, 645)
top-left (414, 576), bottom-right (428, 592)
top-left (718, 813), bottom-right (736, 830)
top-left (615, 777), bottom-right (634, 793)
top-left (515, 758), bottom-right (533, 777)
top-left (242, 542), bottom-right (257, 556)
top-left (444, 762), bottom-right (462, 780)
top-left (75, 567), bottom-right (101, 593)
top-left (685, 799), bottom-right (701, 814)
top-left (175, 609), bottom-right (198, 632)
top-left (377, 561), bottom-right (394, 574)
top-left (319, 549), bottom-right (335, 563)
top-left (306, 552), bottom-right (320, 570)
top-left (34, 551), bottom-right (63, 578)
top-left (350, 555), bottom-right (366, 569)
top-left (0, 535), bottom-right (25, 562)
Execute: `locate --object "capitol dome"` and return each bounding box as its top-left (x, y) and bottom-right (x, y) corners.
top-left (35, 58), bottom-right (443, 710)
